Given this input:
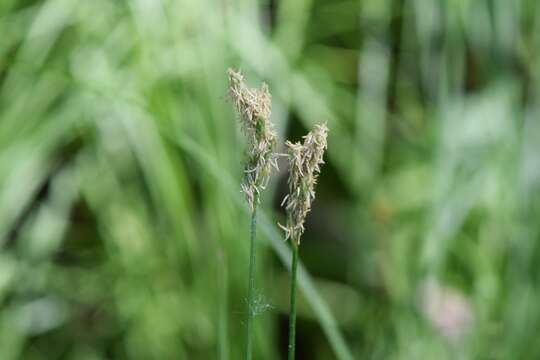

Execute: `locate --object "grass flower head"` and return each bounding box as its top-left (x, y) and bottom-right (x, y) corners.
top-left (228, 69), bottom-right (278, 209)
top-left (280, 123), bottom-right (328, 244)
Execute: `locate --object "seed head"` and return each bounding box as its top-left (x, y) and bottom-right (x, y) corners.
top-left (279, 123), bottom-right (328, 245)
top-left (228, 69), bottom-right (278, 209)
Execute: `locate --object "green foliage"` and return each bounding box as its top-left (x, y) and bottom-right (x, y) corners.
top-left (1, 0), bottom-right (540, 359)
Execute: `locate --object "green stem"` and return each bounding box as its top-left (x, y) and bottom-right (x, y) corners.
top-left (288, 241), bottom-right (299, 360)
top-left (218, 251), bottom-right (229, 360)
top-left (246, 203), bottom-right (258, 360)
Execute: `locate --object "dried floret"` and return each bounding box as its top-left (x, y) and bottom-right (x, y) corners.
top-left (279, 123), bottom-right (328, 244)
top-left (228, 69), bottom-right (278, 209)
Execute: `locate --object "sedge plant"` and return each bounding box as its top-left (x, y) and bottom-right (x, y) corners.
top-left (279, 124), bottom-right (329, 360)
top-left (227, 69), bottom-right (278, 360)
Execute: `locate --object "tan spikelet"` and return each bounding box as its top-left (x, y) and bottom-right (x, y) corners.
top-left (228, 69), bottom-right (279, 209)
top-left (279, 123), bottom-right (328, 244)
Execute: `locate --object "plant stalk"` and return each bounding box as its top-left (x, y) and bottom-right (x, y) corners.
top-left (246, 202), bottom-right (258, 360)
top-left (288, 241), bottom-right (299, 360)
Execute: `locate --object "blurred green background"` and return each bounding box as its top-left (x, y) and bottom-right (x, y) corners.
top-left (2, 0), bottom-right (540, 359)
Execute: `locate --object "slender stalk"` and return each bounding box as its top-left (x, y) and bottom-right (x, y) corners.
top-left (246, 201), bottom-right (258, 360)
top-left (288, 241), bottom-right (299, 360)
top-left (218, 251), bottom-right (229, 360)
